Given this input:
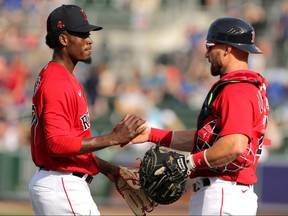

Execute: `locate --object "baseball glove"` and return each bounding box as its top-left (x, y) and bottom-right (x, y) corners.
top-left (115, 166), bottom-right (157, 216)
top-left (139, 145), bottom-right (189, 205)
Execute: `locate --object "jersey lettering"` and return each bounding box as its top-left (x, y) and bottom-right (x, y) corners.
top-left (256, 90), bottom-right (264, 113)
top-left (262, 114), bottom-right (268, 128)
top-left (256, 83), bottom-right (269, 156)
top-left (31, 104), bottom-right (38, 126)
top-left (256, 136), bottom-right (264, 155)
top-left (80, 110), bottom-right (90, 131)
top-left (265, 97), bottom-right (269, 110)
top-left (33, 76), bottom-right (41, 96)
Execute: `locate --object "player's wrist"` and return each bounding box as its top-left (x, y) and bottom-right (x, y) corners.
top-left (186, 150), bottom-right (211, 171)
top-left (148, 127), bottom-right (173, 148)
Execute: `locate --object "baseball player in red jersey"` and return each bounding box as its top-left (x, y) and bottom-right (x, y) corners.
top-left (126, 17), bottom-right (270, 215)
top-left (29, 4), bottom-right (146, 215)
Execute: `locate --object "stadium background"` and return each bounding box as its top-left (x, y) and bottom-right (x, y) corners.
top-left (0, 0), bottom-right (288, 215)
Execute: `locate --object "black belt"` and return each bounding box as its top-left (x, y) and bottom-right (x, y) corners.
top-left (39, 167), bottom-right (93, 184)
top-left (193, 178), bottom-right (252, 192)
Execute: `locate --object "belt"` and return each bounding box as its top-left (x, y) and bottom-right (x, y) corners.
top-left (39, 167), bottom-right (93, 184)
top-left (193, 178), bottom-right (252, 192)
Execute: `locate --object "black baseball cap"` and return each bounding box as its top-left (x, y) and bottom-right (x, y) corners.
top-left (47, 4), bottom-right (103, 33)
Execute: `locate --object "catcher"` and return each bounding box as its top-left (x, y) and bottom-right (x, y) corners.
top-left (125, 17), bottom-right (271, 216)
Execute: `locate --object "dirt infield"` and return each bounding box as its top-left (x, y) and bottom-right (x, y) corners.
top-left (0, 185), bottom-right (287, 216)
top-left (0, 200), bottom-right (288, 215)
top-left (0, 200), bottom-right (189, 215)
top-left (0, 181), bottom-right (192, 215)
top-left (0, 201), bottom-right (33, 215)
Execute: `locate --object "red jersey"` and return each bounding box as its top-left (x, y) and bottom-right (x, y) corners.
top-left (191, 70), bottom-right (269, 184)
top-left (31, 62), bottom-right (99, 175)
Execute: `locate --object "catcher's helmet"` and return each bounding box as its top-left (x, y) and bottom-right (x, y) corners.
top-left (206, 17), bottom-right (262, 54)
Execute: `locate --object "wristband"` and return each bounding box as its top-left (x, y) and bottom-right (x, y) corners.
top-left (192, 150), bottom-right (211, 169)
top-left (148, 127), bottom-right (173, 148)
top-left (186, 150), bottom-right (211, 171)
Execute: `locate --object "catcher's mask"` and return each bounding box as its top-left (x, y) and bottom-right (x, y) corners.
top-left (206, 17), bottom-right (262, 54)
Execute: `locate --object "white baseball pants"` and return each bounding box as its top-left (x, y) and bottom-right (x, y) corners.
top-left (29, 168), bottom-right (100, 215)
top-left (190, 177), bottom-right (258, 215)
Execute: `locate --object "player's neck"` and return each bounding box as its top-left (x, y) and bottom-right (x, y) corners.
top-left (51, 56), bottom-right (75, 74)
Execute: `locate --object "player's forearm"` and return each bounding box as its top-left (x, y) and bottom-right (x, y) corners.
top-left (79, 133), bottom-right (120, 154)
top-left (97, 156), bottom-right (116, 175)
top-left (170, 130), bottom-right (196, 152)
top-left (97, 156), bottom-right (119, 183)
top-left (205, 133), bottom-right (249, 167)
top-left (177, 133), bottom-right (250, 172)
top-left (148, 127), bottom-right (196, 152)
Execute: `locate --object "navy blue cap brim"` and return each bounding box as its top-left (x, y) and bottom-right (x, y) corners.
top-left (69, 24), bottom-right (103, 32)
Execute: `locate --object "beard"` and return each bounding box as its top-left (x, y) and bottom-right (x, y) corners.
top-left (210, 54), bottom-right (222, 76)
top-left (82, 56), bottom-right (92, 64)
top-left (210, 63), bottom-right (221, 76)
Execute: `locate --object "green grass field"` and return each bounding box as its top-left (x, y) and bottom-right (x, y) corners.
top-left (0, 200), bottom-right (189, 216)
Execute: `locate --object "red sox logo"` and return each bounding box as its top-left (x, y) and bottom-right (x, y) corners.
top-left (57, 21), bottom-right (65, 29)
top-left (80, 9), bottom-right (87, 21)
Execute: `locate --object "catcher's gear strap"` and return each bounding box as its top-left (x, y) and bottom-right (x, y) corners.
top-left (148, 127), bottom-right (173, 148)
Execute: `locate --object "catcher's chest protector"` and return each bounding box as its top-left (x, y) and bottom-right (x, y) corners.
top-left (194, 79), bottom-right (269, 172)
top-left (195, 79), bottom-right (260, 149)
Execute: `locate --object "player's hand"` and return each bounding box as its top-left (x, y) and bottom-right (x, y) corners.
top-left (121, 125), bottom-right (150, 147)
top-left (111, 114), bottom-right (147, 146)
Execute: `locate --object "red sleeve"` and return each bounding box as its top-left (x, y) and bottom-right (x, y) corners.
top-left (47, 136), bottom-right (82, 156)
top-left (42, 75), bottom-right (82, 156)
top-left (214, 83), bottom-right (253, 139)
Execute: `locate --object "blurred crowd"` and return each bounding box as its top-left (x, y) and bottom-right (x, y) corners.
top-left (0, 0), bottom-right (288, 158)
